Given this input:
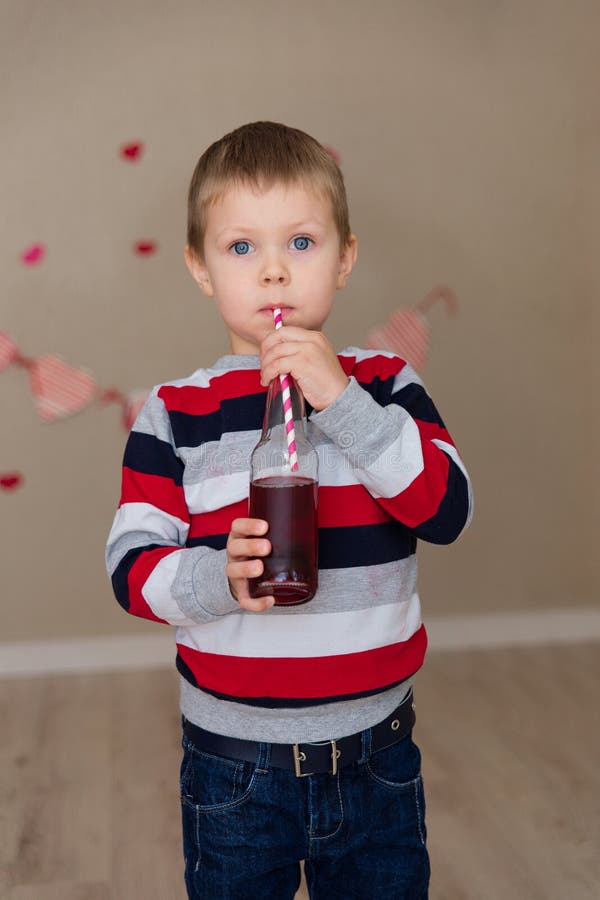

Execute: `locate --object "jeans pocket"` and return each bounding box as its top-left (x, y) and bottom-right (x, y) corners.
top-left (364, 732), bottom-right (427, 846)
top-left (180, 735), bottom-right (258, 814)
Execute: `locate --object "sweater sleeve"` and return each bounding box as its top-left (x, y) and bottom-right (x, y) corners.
top-left (105, 388), bottom-right (239, 625)
top-left (309, 358), bottom-right (473, 544)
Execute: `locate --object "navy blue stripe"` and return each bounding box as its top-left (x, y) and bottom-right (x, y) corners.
top-left (124, 432), bottom-right (184, 485)
top-left (177, 667), bottom-right (415, 708)
top-left (186, 522), bottom-right (415, 568)
top-left (320, 522), bottom-right (416, 567)
top-left (391, 382), bottom-right (445, 427)
top-left (357, 374), bottom-right (445, 427)
top-left (111, 543), bottom-right (166, 612)
top-left (413, 454), bottom-right (470, 544)
top-left (187, 534), bottom-right (228, 551)
top-left (169, 392), bottom-right (266, 448)
top-left (169, 408), bottom-right (222, 447)
top-left (221, 393), bottom-right (266, 432)
top-left (176, 653), bottom-right (200, 688)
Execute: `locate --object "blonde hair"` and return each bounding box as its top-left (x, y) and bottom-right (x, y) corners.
top-left (186, 121), bottom-right (351, 258)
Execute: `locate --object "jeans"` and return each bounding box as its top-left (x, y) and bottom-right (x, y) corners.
top-left (180, 723), bottom-right (430, 899)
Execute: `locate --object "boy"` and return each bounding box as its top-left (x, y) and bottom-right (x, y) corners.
top-left (106, 121), bottom-right (472, 899)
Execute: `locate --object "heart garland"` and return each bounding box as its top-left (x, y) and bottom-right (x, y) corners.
top-left (366, 286), bottom-right (459, 372)
top-left (0, 331), bottom-right (149, 427)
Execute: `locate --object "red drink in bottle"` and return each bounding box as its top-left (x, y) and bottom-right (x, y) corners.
top-left (248, 368), bottom-right (319, 607)
top-left (249, 475), bottom-right (318, 605)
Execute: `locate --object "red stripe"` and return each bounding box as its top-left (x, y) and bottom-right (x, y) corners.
top-left (213, 370), bottom-right (265, 401)
top-left (189, 500), bottom-right (248, 539)
top-left (188, 486), bottom-right (393, 538)
top-left (351, 353), bottom-right (407, 384)
top-left (378, 441), bottom-right (450, 527)
top-left (318, 485), bottom-right (391, 528)
top-left (159, 370), bottom-right (266, 413)
top-left (120, 468), bottom-right (190, 523)
top-left (418, 421), bottom-right (454, 446)
top-left (177, 625), bottom-right (427, 700)
top-left (128, 547), bottom-right (178, 623)
top-left (158, 384), bottom-right (220, 415)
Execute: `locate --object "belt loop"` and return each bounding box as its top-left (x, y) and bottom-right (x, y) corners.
top-left (257, 741), bottom-right (271, 773)
top-left (360, 726), bottom-right (372, 764)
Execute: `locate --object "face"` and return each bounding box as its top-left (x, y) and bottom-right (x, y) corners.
top-left (184, 181), bottom-right (357, 354)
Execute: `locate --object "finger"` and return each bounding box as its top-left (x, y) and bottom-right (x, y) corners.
top-left (261, 326), bottom-right (319, 352)
top-left (237, 594), bottom-right (275, 612)
top-left (226, 558), bottom-right (265, 582)
top-left (260, 346), bottom-right (306, 385)
top-left (227, 537), bottom-right (271, 562)
top-left (229, 572), bottom-right (275, 612)
top-left (229, 518), bottom-right (269, 539)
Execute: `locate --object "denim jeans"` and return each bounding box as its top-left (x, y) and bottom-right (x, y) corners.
top-left (180, 722), bottom-right (430, 899)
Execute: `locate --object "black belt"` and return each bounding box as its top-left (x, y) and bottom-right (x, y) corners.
top-left (183, 690), bottom-right (415, 777)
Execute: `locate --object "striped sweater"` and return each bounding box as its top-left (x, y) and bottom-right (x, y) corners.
top-left (105, 348), bottom-right (472, 742)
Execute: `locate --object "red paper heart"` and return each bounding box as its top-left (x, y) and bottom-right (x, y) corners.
top-left (134, 241), bottom-right (157, 256)
top-left (324, 145), bottom-right (341, 165)
top-left (0, 332), bottom-right (19, 372)
top-left (120, 141), bottom-right (144, 161)
top-left (29, 355), bottom-right (97, 422)
top-left (366, 309), bottom-right (429, 373)
top-left (21, 243), bottom-right (46, 265)
top-left (0, 472), bottom-right (24, 491)
top-left (123, 390), bottom-right (150, 431)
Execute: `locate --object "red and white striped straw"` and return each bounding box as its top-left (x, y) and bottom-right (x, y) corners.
top-left (272, 308), bottom-right (298, 471)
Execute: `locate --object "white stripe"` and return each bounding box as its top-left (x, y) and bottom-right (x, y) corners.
top-left (185, 450), bottom-right (366, 513)
top-left (432, 439), bottom-right (474, 529)
top-left (1, 608), bottom-right (598, 676)
top-left (108, 502), bottom-right (189, 547)
top-left (161, 368), bottom-right (213, 389)
top-left (175, 594), bottom-right (422, 659)
top-left (141, 550), bottom-right (198, 626)
top-left (360, 411), bottom-right (424, 498)
top-left (392, 363), bottom-right (425, 392)
top-left (185, 470), bottom-right (249, 513)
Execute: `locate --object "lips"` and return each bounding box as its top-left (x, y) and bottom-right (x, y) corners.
top-left (261, 306), bottom-right (294, 318)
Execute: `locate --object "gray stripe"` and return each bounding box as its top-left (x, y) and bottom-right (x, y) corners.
top-left (105, 530), bottom-right (171, 577)
top-left (262, 559), bottom-right (418, 615)
top-left (179, 676), bottom-right (414, 744)
top-left (173, 546), bottom-right (240, 621)
top-left (130, 388), bottom-right (175, 443)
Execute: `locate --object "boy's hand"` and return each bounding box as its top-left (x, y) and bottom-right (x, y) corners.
top-left (260, 326), bottom-right (349, 411)
top-left (226, 518), bottom-right (274, 612)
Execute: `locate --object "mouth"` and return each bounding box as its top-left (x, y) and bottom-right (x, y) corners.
top-left (259, 306), bottom-right (294, 319)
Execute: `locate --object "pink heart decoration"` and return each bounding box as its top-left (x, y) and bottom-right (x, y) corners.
top-left (366, 309), bottom-right (429, 373)
top-left (123, 390), bottom-right (150, 431)
top-left (21, 243), bottom-right (46, 266)
top-left (0, 332), bottom-right (19, 372)
top-left (134, 241), bottom-right (157, 256)
top-left (0, 472), bottom-right (24, 491)
top-left (324, 145), bottom-right (341, 165)
top-left (120, 141), bottom-right (144, 161)
top-left (29, 355), bottom-right (97, 422)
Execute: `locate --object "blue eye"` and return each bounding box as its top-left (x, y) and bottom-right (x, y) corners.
top-left (291, 236), bottom-right (312, 251)
top-left (231, 240), bottom-right (253, 255)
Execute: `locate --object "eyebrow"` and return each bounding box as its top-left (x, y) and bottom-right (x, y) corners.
top-left (216, 221), bottom-right (326, 240)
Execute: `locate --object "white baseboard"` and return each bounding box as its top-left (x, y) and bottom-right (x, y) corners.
top-left (0, 607), bottom-right (599, 678)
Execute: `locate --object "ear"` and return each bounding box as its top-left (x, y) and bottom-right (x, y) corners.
top-left (184, 245), bottom-right (214, 297)
top-left (336, 234), bottom-right (358, 289)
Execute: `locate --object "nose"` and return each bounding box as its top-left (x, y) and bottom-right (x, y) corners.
top-left (260, 253), bottom-right (290, 286)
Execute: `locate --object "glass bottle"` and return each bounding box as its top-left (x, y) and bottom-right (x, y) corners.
top-left (248, 374), bottom-right (319, 606)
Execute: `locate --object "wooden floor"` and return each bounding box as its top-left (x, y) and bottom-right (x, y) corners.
top-left (1, 642), bottom-right (599, 899)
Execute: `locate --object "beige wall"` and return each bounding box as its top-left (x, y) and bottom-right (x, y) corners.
top-left (1, 0), bottom-right (597, 642)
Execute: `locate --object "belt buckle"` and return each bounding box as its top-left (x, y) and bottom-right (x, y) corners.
top-left (293, 740), bottom-right (340, 777)
top-left (293, 744), bottom-right (313, 777)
